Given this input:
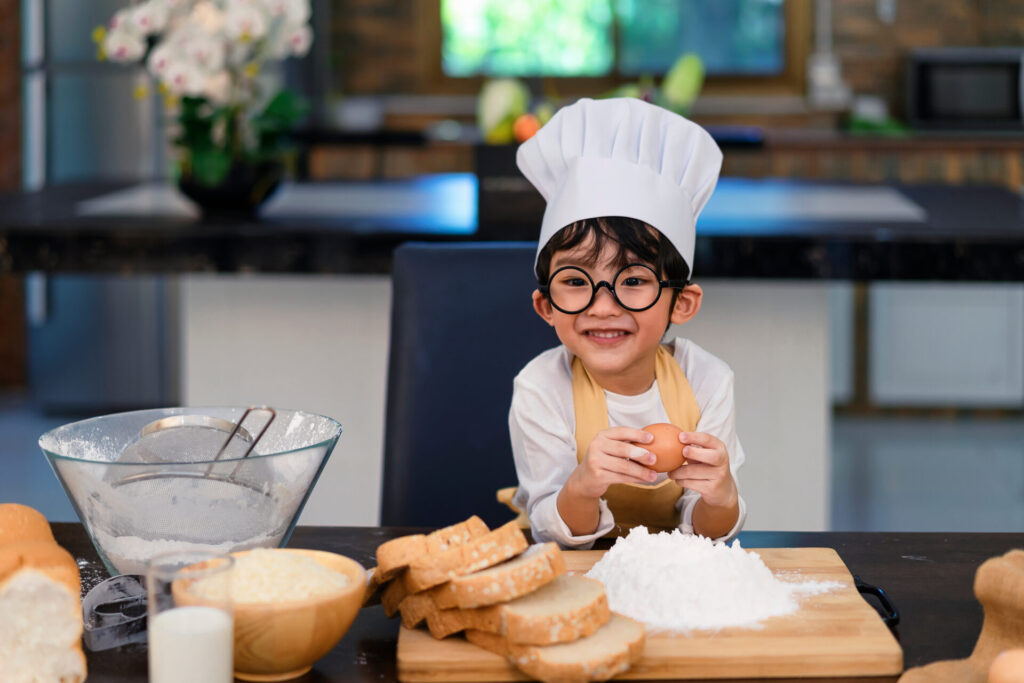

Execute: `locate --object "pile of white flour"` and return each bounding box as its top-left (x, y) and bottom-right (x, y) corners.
top-left (585, 527), bottom-right (840, 633)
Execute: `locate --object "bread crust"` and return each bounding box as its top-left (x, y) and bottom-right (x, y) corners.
top-left (424, 575), bottom-right (609, 645)
top-left (430, 542), bottom-right (565, 609)
top-left (0, 537), bottom-right (86, 683)
top-left (406, 521), bottom-right (528, 593)
top-left (509, 613), bottom-right (646, 683)
top-left (375, 515), bottom-right (490, 583)
top-left (0, 503), bottom-right (56, 546)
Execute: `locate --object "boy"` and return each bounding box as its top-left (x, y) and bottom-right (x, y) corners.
top-left (508, 97), bottom-right (746, 549)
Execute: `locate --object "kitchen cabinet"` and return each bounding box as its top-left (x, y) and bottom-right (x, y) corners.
top-left (869, 283), bottom-right (1024, 406)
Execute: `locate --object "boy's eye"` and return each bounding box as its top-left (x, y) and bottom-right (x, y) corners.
top-left (620, 276), bottom-right (645, 287)
top-left (562, 277), bottom-right (588, 288)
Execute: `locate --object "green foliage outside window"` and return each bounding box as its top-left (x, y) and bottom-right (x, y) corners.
top-left (442, 0), bottom-right (784, 78)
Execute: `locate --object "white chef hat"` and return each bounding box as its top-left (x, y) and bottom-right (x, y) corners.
top-left (516, 97), bottom-right (722, 276)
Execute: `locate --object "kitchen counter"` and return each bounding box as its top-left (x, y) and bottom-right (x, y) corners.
top-left (55, 523), bottom-right (1024, 682)
top-left (2, 174), bottom-right (1024, 279)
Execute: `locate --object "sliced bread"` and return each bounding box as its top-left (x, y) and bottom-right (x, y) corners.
top-left (374, 515), bottom-right (490, 582)
top-left (405, 521), bottom-right (528, 593)
top-left (381, 572), bottom-right (410, 617)
top-left (429, 542), bottom-right (565, 609)
top-left (424, 574), bottom-right (609, 644)
top-left (466, 613), bottom-right (646, 683)
top-left (397, 591), bottom-right (434, 629)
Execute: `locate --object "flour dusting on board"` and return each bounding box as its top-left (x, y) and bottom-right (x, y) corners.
top-left (585, 527), bottom-right (841, 633)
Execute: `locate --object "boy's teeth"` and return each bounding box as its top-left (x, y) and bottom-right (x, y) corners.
top-left (589, 331), bottom-right (625, 338)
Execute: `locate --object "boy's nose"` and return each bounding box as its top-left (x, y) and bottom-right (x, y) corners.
top-left (588, 284), bottom-right (621, 314)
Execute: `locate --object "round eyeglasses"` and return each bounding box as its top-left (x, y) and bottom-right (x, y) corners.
top-left (539, 263), bottom-right (689, 314)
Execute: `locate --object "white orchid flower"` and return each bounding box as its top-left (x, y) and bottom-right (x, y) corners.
top-left (163, 60), bottom-right (207, 96)
top-left (103, 30), bottom-right (147, 63)
top-left (146, 42), bottom-right (176, 77)
top-left (190, 1), bottom-right (226, 34)
top-left (130, 0), bottom-right (171, 36)
top-left (185, 34), bottom-right (226, 72)
top-left (284, 24), bottom-right (312, 57)
top-left (202, 70), bottom-right (233, 105)
top-left (263, 0), bottom-right (311, 26)
top-left (224, 3), bottom-right (269, 43)
top-left (107, 7), bottom-right (137, 33)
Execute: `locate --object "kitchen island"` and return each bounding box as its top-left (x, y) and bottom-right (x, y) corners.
top-left (57, 523), bottom-right (1024, 682)
top-left (6, 177), bottom-right (1024, 534)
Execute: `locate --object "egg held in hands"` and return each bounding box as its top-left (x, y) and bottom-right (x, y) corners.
top-left (634, 423), bottom-right (686, 473)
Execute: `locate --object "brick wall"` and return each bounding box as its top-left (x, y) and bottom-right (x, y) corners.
top-left (834, 0), bottom-right (1024, 118)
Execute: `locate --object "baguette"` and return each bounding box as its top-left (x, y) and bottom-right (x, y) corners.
top-left (429, 542), bottom-right (565, 609)
top-left (466, 613), bottom-right (646, 683)
top-left (405, 521), bottom-right (528, 593)
top-left (424, 575), bottom-right (609, 644)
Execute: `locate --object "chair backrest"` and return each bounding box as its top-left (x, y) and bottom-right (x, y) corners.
top-left (382, 242), bottom-right (555, 528)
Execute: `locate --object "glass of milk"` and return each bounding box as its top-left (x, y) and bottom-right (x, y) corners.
top-left (146, 550), bottom-right (235, 683)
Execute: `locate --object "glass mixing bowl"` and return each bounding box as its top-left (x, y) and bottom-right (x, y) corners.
top-left (39, 407), bottom-right (341, 577)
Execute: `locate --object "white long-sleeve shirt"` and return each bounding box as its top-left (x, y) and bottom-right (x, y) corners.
top-left (509, 337), bottom-right (747, 549)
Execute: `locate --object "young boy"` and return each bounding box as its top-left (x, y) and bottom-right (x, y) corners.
top-left (508, 97), bottom-right (746, 549)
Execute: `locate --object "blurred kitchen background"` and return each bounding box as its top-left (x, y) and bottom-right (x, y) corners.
top-left (0, 0), bottom-right (1022, 532)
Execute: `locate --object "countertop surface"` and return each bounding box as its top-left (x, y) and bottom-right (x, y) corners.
top-left (2, 175), bottom-right (1024, 279)
top-left (56, 523), bottom-right (1024, 683)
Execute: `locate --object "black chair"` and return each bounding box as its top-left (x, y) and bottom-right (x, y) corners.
top-left (381, 242), bottom-right (555, 528)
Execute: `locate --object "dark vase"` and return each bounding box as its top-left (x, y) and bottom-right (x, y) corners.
top-left (177, 159), bottom-right (284, 220)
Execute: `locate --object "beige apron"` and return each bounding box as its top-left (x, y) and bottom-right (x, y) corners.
top-left (571, 344), bottom-right (700, 534)
top-left (498, 344), bottom-right (700, 536)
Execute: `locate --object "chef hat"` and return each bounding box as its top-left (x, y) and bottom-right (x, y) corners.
top-left (516, 97), bottom-right (722, 276)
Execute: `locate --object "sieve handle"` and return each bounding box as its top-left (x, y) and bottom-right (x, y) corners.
top-left (205, 406), bottom-right (277, 477)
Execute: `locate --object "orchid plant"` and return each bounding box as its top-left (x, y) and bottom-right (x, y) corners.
top-left (96, 0), bottom-right (312, 187)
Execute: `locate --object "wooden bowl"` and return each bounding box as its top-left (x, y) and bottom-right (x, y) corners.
top-left (177, 548), bottom-right (367, 681)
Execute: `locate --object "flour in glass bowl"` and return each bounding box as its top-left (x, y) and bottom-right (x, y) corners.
top-left (585, 527), bottom-right (841, 633)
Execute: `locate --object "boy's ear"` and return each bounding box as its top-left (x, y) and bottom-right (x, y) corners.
top-left (670, 284), bottom-right (702, 325)
top-left (532, 289), bottom-right (555, 326)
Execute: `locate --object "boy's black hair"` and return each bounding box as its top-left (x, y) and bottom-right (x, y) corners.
top-left (535, 216), bottom-right (691, 287)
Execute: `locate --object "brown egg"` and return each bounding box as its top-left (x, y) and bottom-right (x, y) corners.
top-left (634, 423), bottom-right (686, 473)
top-left (989, 649), bottom-right (1024, 683)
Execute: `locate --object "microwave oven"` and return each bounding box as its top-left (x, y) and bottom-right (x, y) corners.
top-left (906, 47), bottom-right (1024, 130)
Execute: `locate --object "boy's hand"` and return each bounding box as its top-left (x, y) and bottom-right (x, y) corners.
top-left (566, 427), bottom-right (660, 499)
top-left (667, 431), bottom-right (738, 508)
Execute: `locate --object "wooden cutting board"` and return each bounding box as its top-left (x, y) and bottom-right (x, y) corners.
top-left (396, 547), bottom-right (903, 681)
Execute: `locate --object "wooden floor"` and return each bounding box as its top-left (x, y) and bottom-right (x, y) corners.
top-left (1, 391), bottom-right (1021, 531)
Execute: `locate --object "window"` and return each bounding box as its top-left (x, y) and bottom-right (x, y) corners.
top-left (422, 0), bottom-right (809, 96)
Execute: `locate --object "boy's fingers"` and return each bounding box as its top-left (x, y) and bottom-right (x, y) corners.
top-left (604, 426), bottom-right (656, 444)
top-left (680, 445), bottom-right (726, 467)
top-left (604, 457), bottom-right (659, 483)
top-left (600, 438), bottom-right (655, 465)
top-left (681, 431), bottom-right (724, 449)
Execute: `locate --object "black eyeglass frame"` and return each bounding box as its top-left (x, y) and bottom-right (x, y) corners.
top-left (538, 262), bottom-right (691, 314)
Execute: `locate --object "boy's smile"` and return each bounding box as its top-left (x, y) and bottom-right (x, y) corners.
top-left (533, 236), bottom-right (702, 396)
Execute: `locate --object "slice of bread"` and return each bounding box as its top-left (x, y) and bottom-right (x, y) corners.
top-left (381, 572), bottom-right (410, 617)
top-left (0, 538), bottom-right (87, 683)
top-left (397, 591), bottom-right (434, 629)
top-left (405, 521), bottom-right (528, 593)
top-left (466, 613), bottom-right (646, 683)
top-left (429, 542), bottom-right (565, 609)
top-left (425, 575), bottom-right (609, 644)
top-left (375, 515), bottom-right (490, 583)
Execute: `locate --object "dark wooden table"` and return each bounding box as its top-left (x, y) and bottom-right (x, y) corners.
top-left (54, 523), bottom-right (1024, 682)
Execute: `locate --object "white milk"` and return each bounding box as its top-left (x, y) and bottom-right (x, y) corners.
top-left (149, 606), bottom-right (233, 683)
